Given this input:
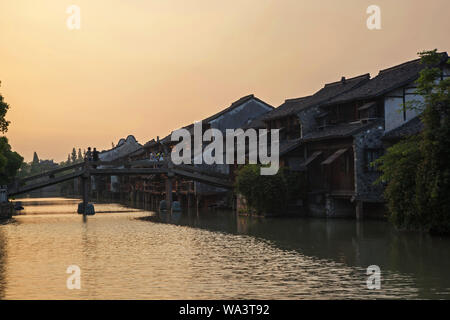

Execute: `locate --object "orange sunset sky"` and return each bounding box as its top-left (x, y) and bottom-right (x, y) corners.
top-left (1, 0), bottom-right (449, 162)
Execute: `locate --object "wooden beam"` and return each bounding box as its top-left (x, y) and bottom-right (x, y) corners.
top-left (89, 168), bottom-right (167, 176)
top-left (174, 164), bottom-right (230, 179)
top-left (172, 168), bottom-right (233, 189)
top-left (17, 162), bottom-right (84, 184)
top-left (89, 160), bottom-right (165, 168)
top-left (9, 170), bottom-right (85, 196)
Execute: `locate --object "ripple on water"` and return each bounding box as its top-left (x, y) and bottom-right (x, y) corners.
top-left (0, 199), bottom-right (447, 299)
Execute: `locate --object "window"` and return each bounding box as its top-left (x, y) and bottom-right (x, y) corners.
top-left (340, 153), bottom-right (351, 174)
top-left (358, 102), bottom-right (378, 120)
top-left (364, 149), bottom-right (383, 172)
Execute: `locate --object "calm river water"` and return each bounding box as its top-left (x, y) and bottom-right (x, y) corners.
top-left (0, 197), bottom-right (449, 299)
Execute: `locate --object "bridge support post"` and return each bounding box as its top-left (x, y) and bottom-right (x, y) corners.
top-left (356, 201), bottom-right (364, 221)
top-left (165, 176), bottom-right (173, 212)
top-left (82, 176), bottom-right (89, 214)
top-left (162, 142), bottom-right (174, 213)
top-left (81, 160), bottom-right (91, 215)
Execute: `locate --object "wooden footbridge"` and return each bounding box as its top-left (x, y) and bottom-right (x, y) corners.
top-left (7, 159), bottom-right (233, 213)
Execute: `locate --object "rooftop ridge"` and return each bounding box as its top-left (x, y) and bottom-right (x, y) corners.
top-left (324, 73), bottom-right (370, 87)
top-left (284, 95), bottom-right (313, 103)
top-left (378, 52), bottom-right (448, 75)
top-left (378, 58), bottom-right (421, 75)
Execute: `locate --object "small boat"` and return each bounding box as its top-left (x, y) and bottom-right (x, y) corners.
top-left (171, 201), bottom-right (182, 213)
top-left (14, 201), bottom-right (24, 211)
top-left (159, 200), bottom-right (167, 213)
top-left (77, 203), bottom-right (95, 215)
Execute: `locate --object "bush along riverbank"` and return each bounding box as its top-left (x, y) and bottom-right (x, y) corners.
top-left (235, 164), bottom-right (307, 217)
top-left (375, 50), bottom-right (450, 236)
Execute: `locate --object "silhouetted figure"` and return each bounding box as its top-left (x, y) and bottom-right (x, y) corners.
top-left (92, 148), bottom-right (99, 168)
top-left (93, 148), bottom-right (99, 162)
top-left (85, 147), bottom-right (92, 161)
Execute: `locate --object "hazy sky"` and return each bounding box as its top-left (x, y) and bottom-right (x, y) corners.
top-left (1, 0), bottom-right (449, 162)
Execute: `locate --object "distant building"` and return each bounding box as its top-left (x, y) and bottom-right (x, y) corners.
top-left (128, 94), bottom-right (274, 209)
top-left (94, 135), bottom-right (142, 194)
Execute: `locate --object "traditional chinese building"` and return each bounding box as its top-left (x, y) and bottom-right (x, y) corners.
top-left (275, 53), bottom-right (449, 219)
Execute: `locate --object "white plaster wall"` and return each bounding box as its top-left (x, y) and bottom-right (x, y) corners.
top-left (384, 85), bottom-right (422, 132)
top-left (444, 67), bottom-right (450, 77)
top-left (384, 88), bottom-right (404, 132)
top-left (384, 67), bottom-right (449, 133)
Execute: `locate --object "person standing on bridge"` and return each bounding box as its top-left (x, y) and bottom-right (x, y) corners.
top-left (85, 147), bottom-right (92, 161)
top-left (93, 148), bottom-right (99, 161)
top-left (92, 148), bottom-right (99, 168)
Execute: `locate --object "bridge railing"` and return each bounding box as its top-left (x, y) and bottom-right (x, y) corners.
top-left (86, 160), bottom-right (166, 169)
top-left (8, 157), bottom-right (234, 197)
top-left (16, 162), bottom-right (85, 184)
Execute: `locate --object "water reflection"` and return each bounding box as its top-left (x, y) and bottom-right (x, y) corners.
top-left (0, 198), bottom-right (448, 299)
top-left (0, 226), bottom-right (7, 300)
top-left (149, 208), bottom-right (450, 299)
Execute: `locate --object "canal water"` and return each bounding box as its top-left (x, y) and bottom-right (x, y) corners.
top-left (0, 198), bottom-right (449, 299)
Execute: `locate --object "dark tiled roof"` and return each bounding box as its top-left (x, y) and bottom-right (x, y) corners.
top-left (302, 119), bottom-right (383, 141)
top-left (242, 117), bottom-right (266, 130)
top-left (128, 147), bottom-right (146, 157)
top-left (161, 94), bottom-right (273, 144)
top-left (203, 94), bottom-right (273, 124)
top-left (98, 135), bottom-right (142, 161)
top-left (262, 74), bottom-right (370, 121)
top-left (143, 139), bottom-right (157, 148)
top-left (279, 138), bottom-right (302, 156)
top-left (383, 117), bottom-right (423, 140)
top-left (324, 53), bottom-right (449, 105)
top-left (261, 96), bottom-right (312, 121)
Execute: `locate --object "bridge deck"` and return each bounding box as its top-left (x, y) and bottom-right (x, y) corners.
top-left (8, 160), bottom-right (233, 196)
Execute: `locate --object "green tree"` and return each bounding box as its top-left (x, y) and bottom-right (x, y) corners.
top-left (235, 164), bottom-right (260, 211)
top-left (0, 137), bottom-right (23, 184)
top-left (17, 161), bottom-right (31, 179)
top-left (0, 86), bottom-right (23, 184)
top-left (71, 148), bottom-right (77, 163)
top-left (376, 50), bottom-right (450, 234)
top-left (235, 165), bottom-right (304, 215)
top-left (32, 152), bottom-right (39, 163)
top-left (0, 82), bottom-right (10, 133)
top-left (414, 50), bottom-right (450, 235)
top-left (375, 136), bottom-right (422, 228)
top-left (30, 151), bottom-right (40, 174)
top-left (77, 148), bottom-right (83, 162)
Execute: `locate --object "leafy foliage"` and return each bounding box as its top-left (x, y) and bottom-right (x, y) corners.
top-left (0, 86), bottom-right (23, 184)
top-left (235, 164), bottom-right (306, 215)
top-left (0, 82), bottom-right (10, 134)
top-left (415, 50), bottom-right (450, 235)
top-left (0, 137), bottom-right (23, 184)
top-left (376, 50), bottom-right (450, 234)
top-left (375, 136), bottom-right (422, 228)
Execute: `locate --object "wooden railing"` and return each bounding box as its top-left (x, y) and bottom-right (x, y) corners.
top-left (8, 159), bottom-right (233, 197)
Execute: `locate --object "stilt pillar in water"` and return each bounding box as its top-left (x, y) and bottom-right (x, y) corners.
top-left (165, 176), bottom-right (173, 212)
top-left (356, 201), bottom-right (364, 221)
top-left (162, 140), bottom-right (174, 213)
top-left (81, 176), bottom-right (89, 214)
top-left (80, 160), bottom-right (91, 215)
